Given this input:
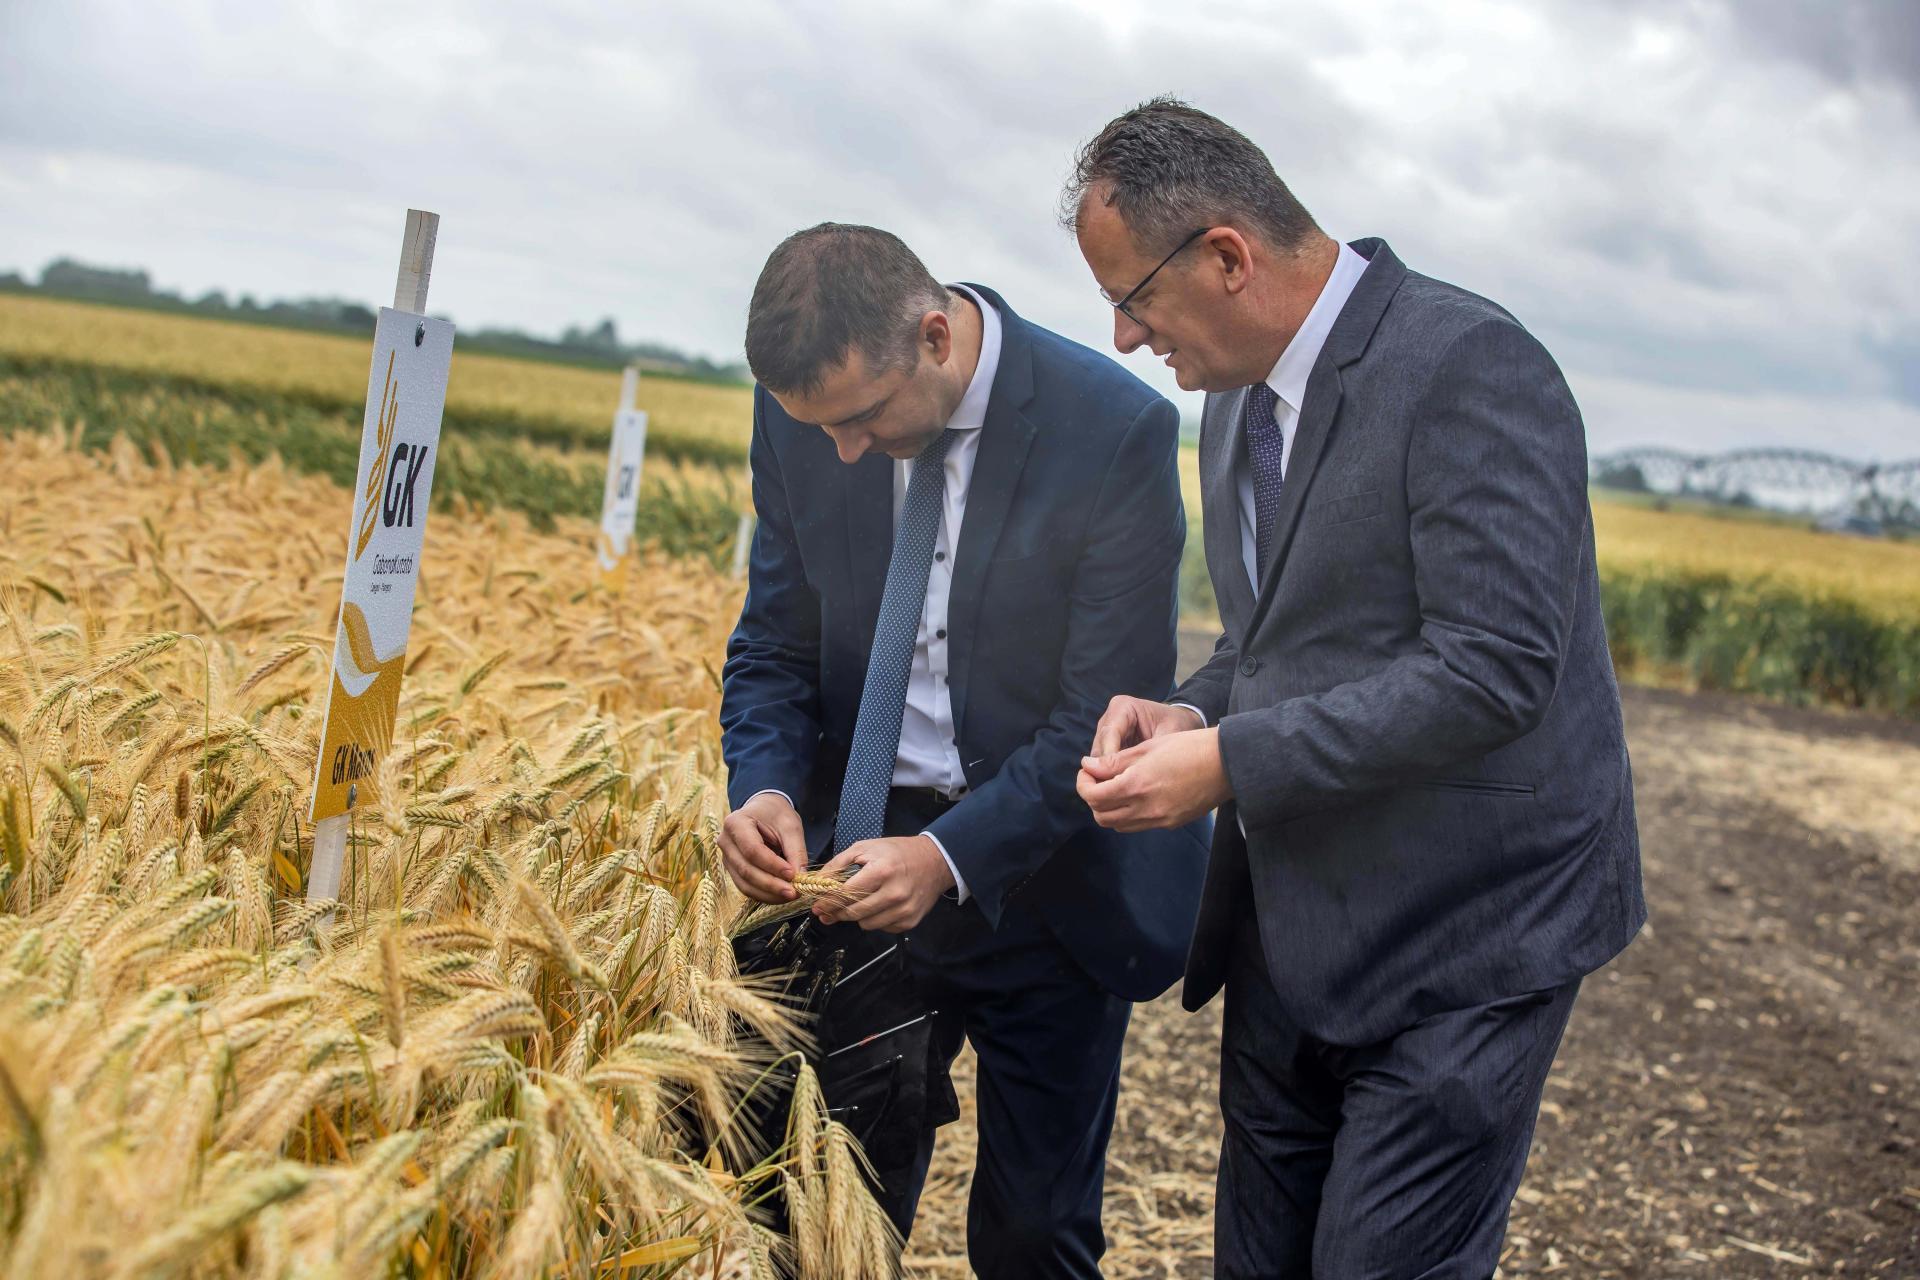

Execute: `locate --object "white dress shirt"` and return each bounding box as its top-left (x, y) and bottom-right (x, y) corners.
top-left (892, 284), bottom-right (1000, 900)
top-left (755, 285), bottom-right (1000, 902)
top-left (1232, 242), bottom-right (1370, 590)
top-left (1176, 243), bottom-right (1369, 747)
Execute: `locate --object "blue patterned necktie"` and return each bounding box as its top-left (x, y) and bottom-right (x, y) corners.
top-left (833, 429), bottom-right (958, 853)
top-left (1245, 383), bottom-right (1286, 580)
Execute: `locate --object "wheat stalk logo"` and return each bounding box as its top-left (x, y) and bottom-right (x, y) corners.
top-left (355, 350), bottom-right (398, 561)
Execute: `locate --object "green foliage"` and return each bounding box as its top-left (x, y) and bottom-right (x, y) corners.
top-left (1179, 534), bottom-right (1217, 620)
top-left (1176, 552), bottom-right (1920, 717)
top-left (1602, 570), bottom-right (1920, 714)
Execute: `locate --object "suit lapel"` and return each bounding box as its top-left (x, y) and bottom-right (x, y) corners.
top-left (1244, 365), bottom-right (1344, 633)
top-left (845, 453), bottom-right (893, 636)
top-left (1243, 238), bottom-right (1408, 639)
top-left (1201, 387), bottom-right (1256, 635)
top-left (946, 284), bottom-right (1037, 744)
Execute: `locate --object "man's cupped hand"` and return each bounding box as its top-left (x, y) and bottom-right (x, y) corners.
top-left (1080, 696), bottom-right (1231, 831)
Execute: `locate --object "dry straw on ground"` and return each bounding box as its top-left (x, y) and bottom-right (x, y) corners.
top-left (0, 433), bottom-right (897, 1278)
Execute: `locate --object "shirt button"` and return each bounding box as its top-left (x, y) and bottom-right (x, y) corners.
top-left (936, 628), bottom-right (947, 640)
top-left (935, 551), bottom-right (946, 562)
top-left (1239, 658), bottom-right (1260, 676)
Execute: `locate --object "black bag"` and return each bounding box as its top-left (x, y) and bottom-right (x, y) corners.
top-left (731, 910), bottom-right (959, 1191)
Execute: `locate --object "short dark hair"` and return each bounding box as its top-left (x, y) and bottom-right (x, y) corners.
top-left (1062, 97), bottom-right (1321, 257)
top-left (744, 223), bottom-right (949, 395)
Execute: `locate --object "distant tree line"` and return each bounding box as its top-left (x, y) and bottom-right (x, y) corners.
top-left (0, 257), bottom-right (749, 384)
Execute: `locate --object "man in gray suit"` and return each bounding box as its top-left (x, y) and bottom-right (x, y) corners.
top-left (1066, 99), bottom-right (1645, 1276)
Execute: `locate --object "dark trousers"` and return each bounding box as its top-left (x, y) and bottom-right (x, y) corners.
top-left (868, 789), bottom-right (1132, 1279)
top-left (1216, 906), bottom-right (1578, 1279)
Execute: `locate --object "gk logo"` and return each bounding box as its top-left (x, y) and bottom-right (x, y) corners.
top-left (382, 442), bottom-right (430, 528)
top-left (330, 742), bottom-right (376, 785)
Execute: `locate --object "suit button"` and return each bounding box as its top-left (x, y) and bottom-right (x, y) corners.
top-left (1239, 658), bottom-right (1260, 676)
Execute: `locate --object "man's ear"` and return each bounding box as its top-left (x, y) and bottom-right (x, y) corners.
top-left (1206, 228), bottom-right (1254, 297)
top-left (921, 308), bottom-right (954, 364)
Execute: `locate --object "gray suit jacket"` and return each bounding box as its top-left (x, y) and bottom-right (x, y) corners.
top-left (1174, 239), bottom-right (1644, 1044)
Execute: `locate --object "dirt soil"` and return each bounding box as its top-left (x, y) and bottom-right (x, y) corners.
top-left (903, 639), bottom-right (1920, 1277)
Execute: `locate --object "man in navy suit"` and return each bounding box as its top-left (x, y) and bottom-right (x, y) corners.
top-left (719, 223), bottom-right (1208, 1276)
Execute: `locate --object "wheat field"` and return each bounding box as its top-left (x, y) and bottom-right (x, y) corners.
top-left (0, 433), bottom-right (894, 1279)
top-left (0, 294), bottom-right (754, 461)
top-left (1591, 499), bottom-right (1920, 622)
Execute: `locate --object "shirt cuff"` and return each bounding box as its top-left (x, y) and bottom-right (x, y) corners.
top-left (920, 829), bottom-right (969, 903)
top-left (745, 789), bottom-right (796, 810)
top-left (1169, 702), bottom-right (1209, 729)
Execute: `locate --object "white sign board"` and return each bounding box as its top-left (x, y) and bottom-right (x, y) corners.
top-left (309, 306), bottom-right (456, 821)
top-left (596, 406), bottom-right (649, 573)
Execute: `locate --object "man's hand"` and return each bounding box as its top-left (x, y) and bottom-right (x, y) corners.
top-left (1078, 726), bottom-right (1232, 832)
top-left (719, 791), bottom-right (809, 903)
top-left (811, 834), bottom-right (955, 933)
top-left (1089, 695), bottom-right (1207, 757)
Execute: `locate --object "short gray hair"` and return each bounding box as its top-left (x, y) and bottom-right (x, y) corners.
top-left (1062, 97), bottom-right (1320, 257)
top-left (745, 223), bottom-right (949, 396)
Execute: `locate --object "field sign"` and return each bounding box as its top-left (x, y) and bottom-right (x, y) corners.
top-left (596, 365), bottom-right (649, 577)
top-left (308, 215), bottom-right (454, 824)
top-left (730, 460), bottom-right (755, 580)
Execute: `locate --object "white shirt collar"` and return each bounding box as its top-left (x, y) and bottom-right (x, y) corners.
top-left (1266, 243), bottom-right (1369, 415)
top-left (944, 283), bottom-right (1001, 433)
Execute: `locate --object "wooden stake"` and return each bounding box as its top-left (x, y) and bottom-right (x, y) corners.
top-left (393, 209), bottom-right (439, 313)
top-left (620, 364), bottom-right (640, 413)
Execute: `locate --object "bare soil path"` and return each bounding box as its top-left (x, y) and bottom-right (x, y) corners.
top-left (904, 636), bottom-right (1920, 1277)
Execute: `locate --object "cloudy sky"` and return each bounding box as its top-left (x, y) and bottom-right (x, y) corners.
top-left (3, 0), bottom-right (1914, 460)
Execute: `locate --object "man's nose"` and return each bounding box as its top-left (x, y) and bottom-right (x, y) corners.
top-left (1112, 308), bottom-right (1151, 355)
top-left (824, 426), bottom-right (869, 464)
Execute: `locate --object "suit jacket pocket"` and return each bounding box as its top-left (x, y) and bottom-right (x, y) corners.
top-left (1417, 776), bottom-right (1535, 798)
top-left (1309, 488), bottom-right (1382, 527)
top-left (985, 540), bottom-right (1070, 583)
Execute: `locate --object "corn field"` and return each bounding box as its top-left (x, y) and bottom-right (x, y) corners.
top-left (0, 433), bottom-right (898, 1278)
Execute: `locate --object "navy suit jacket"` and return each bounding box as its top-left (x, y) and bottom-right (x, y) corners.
top-left (720, 285), bottom-right (1209, 1001)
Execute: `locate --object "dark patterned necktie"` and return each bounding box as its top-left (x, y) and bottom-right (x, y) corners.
top-left (1245, 383), bottom-right (1286, 580)
top-left (833, 429), bottom-right (958, 853)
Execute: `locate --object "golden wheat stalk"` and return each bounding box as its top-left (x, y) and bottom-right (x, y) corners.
top-left (0, 432), bottom-right (895, 1279)
top-left (85, 631), bottom-right (182, 682)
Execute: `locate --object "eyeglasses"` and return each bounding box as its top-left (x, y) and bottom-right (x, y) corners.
top-left (1106, 227), bottom-right (1209, 325)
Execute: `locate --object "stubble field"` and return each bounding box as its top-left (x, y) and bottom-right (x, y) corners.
top-left (901, 632), bottom-right (1920, 1276)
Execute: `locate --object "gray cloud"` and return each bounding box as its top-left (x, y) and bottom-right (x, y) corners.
top-left (2, 0), bottom-right (1917, 460)
top-left (1584, 0), bottom-right (1919, 101)
top-left (1703, 0), bottom-right (1918, 98)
